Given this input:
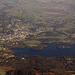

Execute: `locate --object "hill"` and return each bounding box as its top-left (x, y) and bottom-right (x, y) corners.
top-left (0, 0), bottom-right (75, 53)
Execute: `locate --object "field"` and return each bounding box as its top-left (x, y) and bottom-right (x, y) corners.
top-left (0, 66), bottom-right (15, 75)
top-left (23, 40), bottom-right (41, 47)
top-left (0, 70), bottom-right (6, 75)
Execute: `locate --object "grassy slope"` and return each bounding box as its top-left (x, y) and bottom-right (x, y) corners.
top-left (0, 70), bottom-right (6, 75)
top-left (23, 40), bottom-right (41, 47)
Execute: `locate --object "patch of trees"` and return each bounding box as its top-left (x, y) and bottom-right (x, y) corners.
top-left (1, 56), bottom-right (75, 75)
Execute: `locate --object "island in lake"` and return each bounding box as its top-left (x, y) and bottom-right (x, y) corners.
top-left (29, 44), bottom-right (47, 50)
top-left (57, 45), bottom-right (70, 49)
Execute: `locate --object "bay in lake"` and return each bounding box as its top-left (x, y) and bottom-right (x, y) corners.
top-left (11, 43), bottom-right (75, 57)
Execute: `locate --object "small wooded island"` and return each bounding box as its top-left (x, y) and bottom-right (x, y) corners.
top-left (57, 45), bottom-right (70, 49)
top-left (29, 44), bottom-right (47, 50)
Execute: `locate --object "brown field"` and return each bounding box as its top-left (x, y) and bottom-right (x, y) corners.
top-left (71, 34), bottom-right (75, 38)
top-left (44, 12), bottom-right (65, 15)
top-left (0, 66), bottom-right (15, 71)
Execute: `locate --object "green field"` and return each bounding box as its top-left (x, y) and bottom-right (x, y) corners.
top-left (0, 70), bottom-right (6, 75)
top-left (23, 40), bottom-right (41, 44)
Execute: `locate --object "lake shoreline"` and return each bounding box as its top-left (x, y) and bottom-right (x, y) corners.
top-left (11, 42), bottom-right (75, 57)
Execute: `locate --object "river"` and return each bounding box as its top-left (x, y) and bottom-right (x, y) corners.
top-left (11, 43), bottom-right (75, 57)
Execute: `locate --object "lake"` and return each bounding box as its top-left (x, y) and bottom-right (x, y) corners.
top-left (11, 43), bottom-right (75, 57)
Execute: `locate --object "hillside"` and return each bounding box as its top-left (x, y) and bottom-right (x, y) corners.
top-left (0, 0), bottom-right (75, 52)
